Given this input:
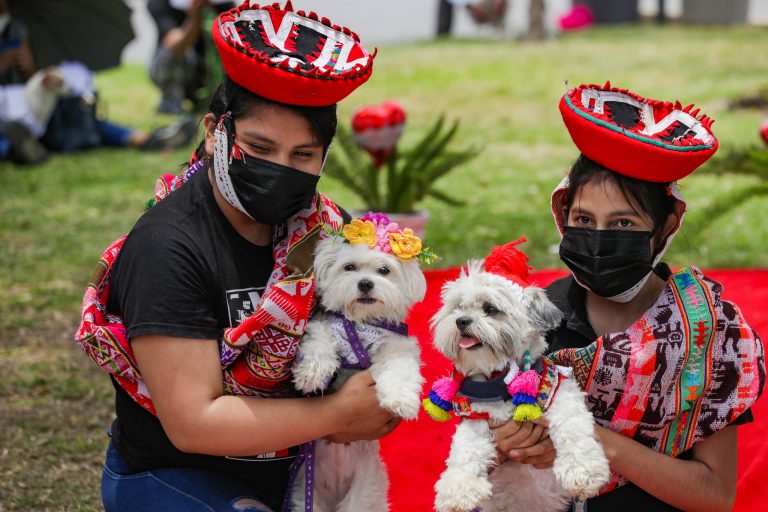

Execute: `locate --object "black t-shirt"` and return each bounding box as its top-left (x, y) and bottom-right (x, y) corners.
top-left (106, 167), bottom-right (293, 502)
top-left (545, 264), bottom-right (753, 511)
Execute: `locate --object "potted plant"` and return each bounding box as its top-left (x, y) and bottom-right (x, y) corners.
top-left (323, 100), bottom-right (481, 237)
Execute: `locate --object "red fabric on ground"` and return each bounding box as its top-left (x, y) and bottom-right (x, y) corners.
top-left (382, 268), bottom-right (768, 511)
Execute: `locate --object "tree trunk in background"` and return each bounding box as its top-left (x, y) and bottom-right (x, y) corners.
top-left (528, 0), bottom-right (546, 41)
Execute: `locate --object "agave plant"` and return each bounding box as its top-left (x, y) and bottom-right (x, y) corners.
top-left (324, 108), bottom-right (481, 213)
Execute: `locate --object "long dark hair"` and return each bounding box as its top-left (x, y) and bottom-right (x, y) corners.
top-left (564, 154), bottom-right (677, 246)
top-left (193, 76), bottom-right (338, 162)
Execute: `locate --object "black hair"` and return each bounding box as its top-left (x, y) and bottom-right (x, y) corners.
top-left (564, 154), bottom-right (677, 246)
top-left (193, 76), bottom-right (338, 161)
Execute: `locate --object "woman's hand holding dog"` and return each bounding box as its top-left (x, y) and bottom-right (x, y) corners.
top-left (491, 418), bottom-right (556, 469)
top-left (324, 370), bottom-right (401, 443)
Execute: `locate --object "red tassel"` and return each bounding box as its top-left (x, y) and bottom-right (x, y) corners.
top-left (308, 11), bottom-right (318, 20)
top-left (484, 236), bottom-right (531, 286)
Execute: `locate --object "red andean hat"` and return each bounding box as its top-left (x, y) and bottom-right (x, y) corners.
top-left (212, 1), bottom-right (375, 107)
top-left (560, 81), bottom-right (718, 182)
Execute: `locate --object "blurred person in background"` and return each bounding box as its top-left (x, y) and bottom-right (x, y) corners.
top-left (148, 0), bottom-right (234, 115)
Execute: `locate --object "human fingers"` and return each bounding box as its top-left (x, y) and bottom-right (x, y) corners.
top-left (494, 421), bottom-right (541, 453)
top-left (345, 369), bottom-right (376, 388)
top-left (491, 421), bottom-right (525, 452)
top-left (508, 437), bottom-right (555, 464)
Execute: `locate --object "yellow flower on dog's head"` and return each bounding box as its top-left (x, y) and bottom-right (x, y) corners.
top-left (388, 228), bottom-right (423, 260)
top-left (342, 219), bottom-right (377, 247)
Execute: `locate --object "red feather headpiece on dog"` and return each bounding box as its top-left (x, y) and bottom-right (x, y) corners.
top-left (484, 236), bottom-right (531, 288)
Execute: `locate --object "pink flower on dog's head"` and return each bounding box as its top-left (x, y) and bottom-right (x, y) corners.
top-left (363, 211), bottom-right (391, 225)
top-left (334, 211), bottom-right (438, 265)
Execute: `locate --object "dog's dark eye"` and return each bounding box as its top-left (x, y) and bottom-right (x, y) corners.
top-left (344, 263), bottom-right (357, 272)
top-left (377, 266), bottom-right (390, 276)
top-left (483, 303), bottom-right (500, 315)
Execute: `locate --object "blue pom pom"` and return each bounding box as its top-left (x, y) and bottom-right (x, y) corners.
top-left (429, 390), bottom-right (452, 411)
top-left (512, 392), bottom-right (537, 406)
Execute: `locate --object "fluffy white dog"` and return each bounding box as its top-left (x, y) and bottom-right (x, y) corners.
top-left (428, 252), bottom-right (610, 512)
top-left (290, 233), bottom-right (427, 512)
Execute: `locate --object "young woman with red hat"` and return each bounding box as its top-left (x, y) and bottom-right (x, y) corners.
top-left (492, 82), bottom-right (765, 511)
top-left (75, 3), bottom-right (392, 510)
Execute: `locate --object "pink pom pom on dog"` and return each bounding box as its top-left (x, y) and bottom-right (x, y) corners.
top-left (507, 370), bottom-right (540, 397)
top-left (433, 376), bottom-right (462, 401)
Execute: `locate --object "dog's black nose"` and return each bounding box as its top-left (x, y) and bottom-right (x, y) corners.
top-left (456, 316), bottom-right (473, 330)
top-left (358, 279), bottom-right (374, 293)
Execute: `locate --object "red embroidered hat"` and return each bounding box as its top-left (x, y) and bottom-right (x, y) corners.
top-left (212, 1), bottom-right (375, 107)
top-left (559, 81), bottom-right (718, 182)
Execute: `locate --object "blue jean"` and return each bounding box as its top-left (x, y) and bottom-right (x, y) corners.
top-left (96, 120), bottom-right (134, 147)
top-left (101, 441), bottom-right (277, 512)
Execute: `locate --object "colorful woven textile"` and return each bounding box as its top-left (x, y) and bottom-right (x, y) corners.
top-left (74, 163), bottom-right (344, 414)
top-left (549, 267), bottom-right (766, 491)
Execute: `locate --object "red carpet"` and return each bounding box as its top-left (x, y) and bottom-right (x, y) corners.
top-left (381, 268), bottom-right (768, 511)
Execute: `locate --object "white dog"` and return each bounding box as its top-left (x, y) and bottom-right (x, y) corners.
top-left (428, 255), bottom-right (610, 512)
top-left (290, 232), bottom-right (428, 512)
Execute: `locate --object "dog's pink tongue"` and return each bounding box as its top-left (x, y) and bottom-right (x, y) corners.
top-left (459, 337), bottom-right (480, 349)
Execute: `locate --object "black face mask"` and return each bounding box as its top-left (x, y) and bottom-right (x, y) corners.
top-left (559, 227), bottom-right (654, 298)
top-left (227, 147), bottom-right (320, 225)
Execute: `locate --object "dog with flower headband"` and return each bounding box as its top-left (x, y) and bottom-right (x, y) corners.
top-left (288, 212), bottom-right (435, 511)
top-left (424, 239), bottom-right (609, 512)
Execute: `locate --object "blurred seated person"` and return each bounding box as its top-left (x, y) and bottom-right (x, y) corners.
top-left (0, 0), bottom-right (195, 165)
top-left (0, 0), bottom-right (47, 164)
top-left (148, 0), bottom-right (233, 115)
top-left (37, 62), bottom-right (196, 155)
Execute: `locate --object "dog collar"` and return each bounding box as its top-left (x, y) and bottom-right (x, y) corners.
top-left (423, 357), bottom-right (562, 423)
top-left (455, 369), bottom-right (511, 403)
top-left (327, 311), bottom-right (408, 370)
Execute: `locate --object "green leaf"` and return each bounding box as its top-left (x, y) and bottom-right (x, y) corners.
top-left (426, 187), bottom-right (466, 206)
top-left (321, 114), bottom-right (481, 213)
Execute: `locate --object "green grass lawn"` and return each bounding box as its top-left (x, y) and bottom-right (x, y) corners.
top-left (1, 24), bottom-right (767, 510)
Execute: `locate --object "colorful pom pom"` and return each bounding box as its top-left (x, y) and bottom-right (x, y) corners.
top-left (511, 392), bottom-right (537, 406)
top-left (432, 376), bottom-right (461, 402)
top-left (423, 398), bottom-right (452, 422)
top-left (513, 403), bottom-right (542, 422)
top-left (506, 370), bottom-right (540, 397)
top-left (428, 390), bottom-right (452, 411)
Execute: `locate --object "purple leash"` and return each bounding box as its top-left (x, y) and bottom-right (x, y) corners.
top-left (282, 313), bottom-right (408, 512)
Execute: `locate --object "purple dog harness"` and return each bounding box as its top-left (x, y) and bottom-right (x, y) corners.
top-left (282, 312), bottom-right (408, 512)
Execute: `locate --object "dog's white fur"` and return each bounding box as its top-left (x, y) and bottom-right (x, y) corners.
top-left (431, 261), bottom-right (610, 512)
top-left (290, 237), bottom-right (427, 512)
